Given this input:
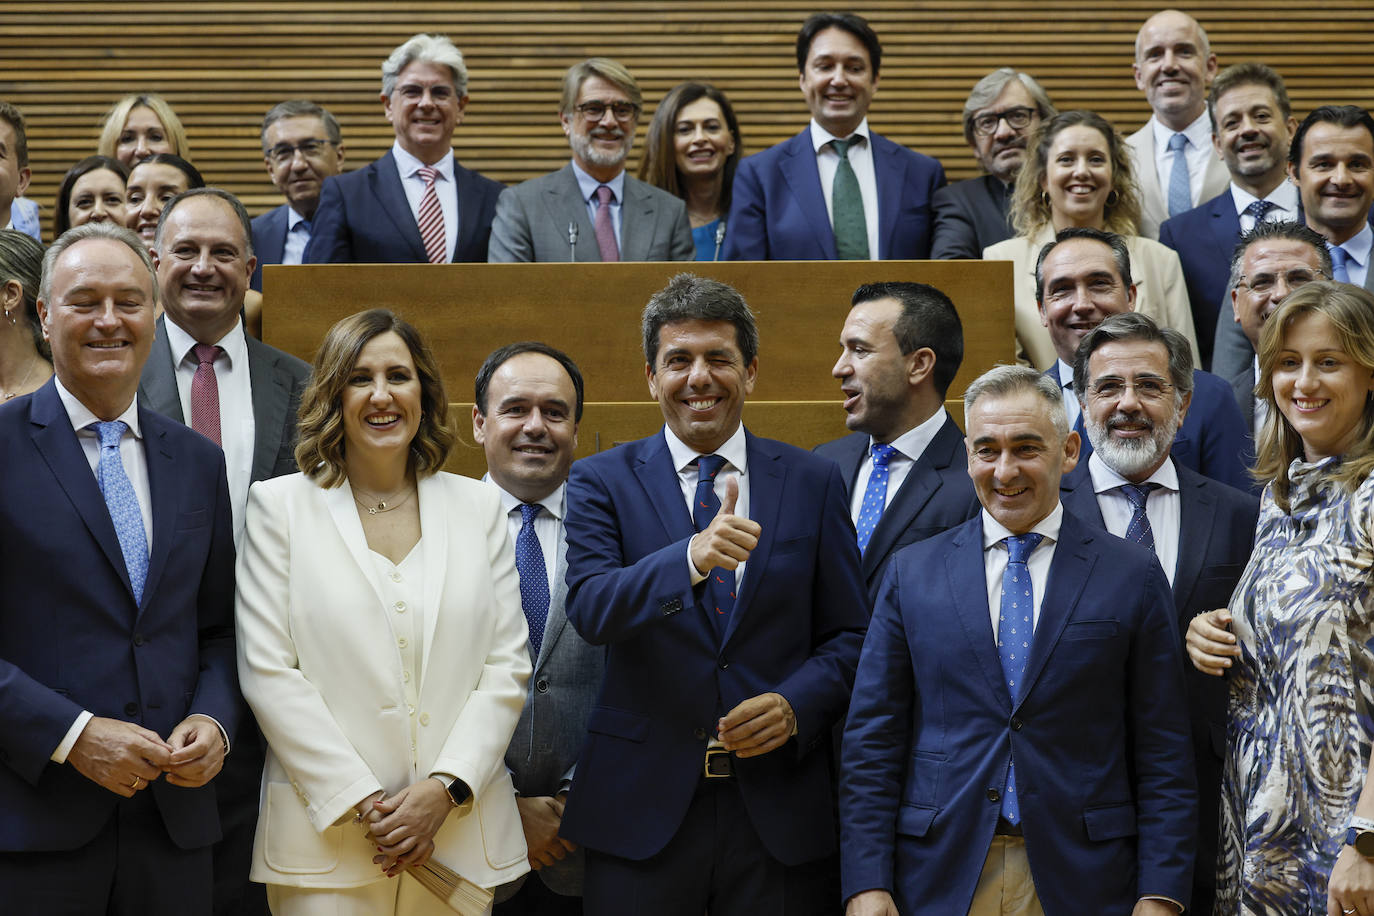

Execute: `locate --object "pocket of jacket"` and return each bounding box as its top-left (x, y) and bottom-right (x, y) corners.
top-left (1082, 802), bottom-right (1137, 841)
top-left (1062, 620), bottom-right (1119, 641)
top-left (895, 803), bottom-right (938, 838)
top-left (586, 706), bottom-right (649, 742)
top-left (263, 782), bottom-right (342, 874)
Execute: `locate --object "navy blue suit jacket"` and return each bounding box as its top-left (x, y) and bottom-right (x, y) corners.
top-left (0, 380), bottom-right (240, 852)
top-left (840, 511), bottom-right (1196, 914)
top-left (248, 203), bottom-right (290, 292)
top-left (303, 150), bottom-right (503, 264)
top-left (813, 416), bottom-right (978, 600)
top-left (1059, 459), bottom-right (1256, 908)
top-left (561, 428), bottom-right (868, 866)
top-left (1158, 188), bottom-right (1245, 370)
top-left (723, 129), bottom-right (945, 260)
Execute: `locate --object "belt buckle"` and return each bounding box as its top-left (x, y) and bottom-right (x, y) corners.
top-left (703, 747), bottom-right (734, 779)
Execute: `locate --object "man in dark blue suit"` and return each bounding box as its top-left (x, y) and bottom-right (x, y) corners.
top-left (0, 223), bottom-right (239, 912)
top-left (841, 365), bottom-right (1195, 916)
top-left (1157, 63), bottom-right (1298, 369)
top-left (250, 100), bottom-right (345, 291)
top-left (1035, 227), bottom-right (1251, 490)
top-left (724, 12), bottom-right (944, 261)
top-left (1063, 312), bottom-right (1258, 914)
top-left (562, 274), bottom-right (868, 916)
top-left (815, 281), bottom-right (977, 599)
top-left (304, 33), bottom-right (503, 265)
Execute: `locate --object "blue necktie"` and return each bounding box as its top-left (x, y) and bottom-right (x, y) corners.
top-left (855, 443), bottom-right (897, 554)
top-left (1330, 244), bottom-right (1351, 283)
top-left (1120, 483), bottom-right (1160, 552)
top-left (94, 420), bottom-right (148, 605)
top-left (693, 454), bottom-right (734, 635)
top-left (997, 532), bottom-right (1043, 825)
top-left (1242, 199), bottom-right (1275, 229)
top-left (515, 503), bottom-right (550, 658)
top-left (1166, 132), bottom-right (1190, 218)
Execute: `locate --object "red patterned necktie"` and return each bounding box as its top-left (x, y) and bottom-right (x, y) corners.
top-left (416, 166), bottom-right (447, 264)
top-left (593, 184), bottom-right (620, 262)
top-left (190, 343), bottom-right (222, 446)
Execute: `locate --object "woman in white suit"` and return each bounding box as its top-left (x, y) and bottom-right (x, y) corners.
top-left (236, 309), bottom-right (531, 915)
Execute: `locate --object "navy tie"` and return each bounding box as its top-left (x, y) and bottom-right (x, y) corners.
top-left (855, 443), bottom-right (897, 554)
top-left (1330, 245), bottom-right (1351, 283)
top-left (997, 532), bottom-right (1043, 824)
top-left (693, 455), bottom-right (734, 635)
top-left (1242, 199), bottom-right (1275, 229)
top-left (515, 503), bottom-right (550, 658)
top-left (94, 420), bottom-right (149, 605)
top-left (1119, 483), bottom-right (1160, 553)
top-left (1166, 132), bottom-right (1190, 218)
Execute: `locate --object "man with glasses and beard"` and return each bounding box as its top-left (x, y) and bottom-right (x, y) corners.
top-left (489, 58), bottom-right (692, 262)
top-left (1060, 311), bottom-right (1257, 916)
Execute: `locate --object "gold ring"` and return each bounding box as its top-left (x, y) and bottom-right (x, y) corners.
top-left (129, 776), bottom-right (142, 790)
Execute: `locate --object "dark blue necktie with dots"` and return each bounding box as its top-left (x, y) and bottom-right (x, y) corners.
top-left (693, 454), bottom-right (734, 636)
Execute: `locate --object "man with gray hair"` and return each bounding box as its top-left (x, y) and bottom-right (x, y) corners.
top-left (489, 58), bottom-right (692, 262)
top-left (306, 32), bottom-right (504, 264)
top-left (250, 99), bottom-right (345, 290)
top-left (931, 69), bottom-right (1055, 259)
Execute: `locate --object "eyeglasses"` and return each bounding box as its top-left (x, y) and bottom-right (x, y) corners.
top-left (574, 100), bottom-right (640, 123)
top-left (1236, 267), bottom-right (1328, 296)
top-left (1086, 377), bottom-right (1175, 402)
top-left (971, 106), bottom-right (1036, 138)
top-left (266, 139), bottom-right (335, 166)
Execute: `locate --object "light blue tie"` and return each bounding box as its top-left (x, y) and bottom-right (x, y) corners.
top-left (1330, 244), bottom-right (1351, 283)
top-left (855, 443), bottom-right (897, 554)
top-left (515, 503), bottom-right (550, 658)
top-left (997, 532), bottom-right (1043, 825)
top-left (1166, 132), bottom-right (1192, 218)
top-left (94, 420), bottom-right (148, 605)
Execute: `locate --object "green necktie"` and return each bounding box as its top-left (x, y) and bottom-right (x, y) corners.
top-left (831, 137), bottom-right (869, 260)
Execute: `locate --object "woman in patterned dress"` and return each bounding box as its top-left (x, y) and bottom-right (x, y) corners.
top-left (1186, 281), bottom-right (1374, 914)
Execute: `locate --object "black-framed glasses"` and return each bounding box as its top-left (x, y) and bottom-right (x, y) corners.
top-left (971, 106), bottom-right (1036, 137)
top-left (1236, 267), bottom-right (1328, 296)
top-left (266, 139), bottom-right (335, 166)
top-left (1086, 377), bottom-right (1175, 402)
top-left (575, 100), bottom-right (640, 123)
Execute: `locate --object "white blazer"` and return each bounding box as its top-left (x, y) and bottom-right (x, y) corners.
top-left (235, 471), bottom-right (532, 889)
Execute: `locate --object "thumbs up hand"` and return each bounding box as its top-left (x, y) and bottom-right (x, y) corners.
top-left (690, 476), bottom-right (761, 574)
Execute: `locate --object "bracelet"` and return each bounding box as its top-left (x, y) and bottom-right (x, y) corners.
top-left (1350, 815), bottom-right (1374, 833)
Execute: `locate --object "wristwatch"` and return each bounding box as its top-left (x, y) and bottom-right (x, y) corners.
top-left (1347, 815), bottom-right (1374, 857)
top-left (444, 778), bottom-right (472, 808)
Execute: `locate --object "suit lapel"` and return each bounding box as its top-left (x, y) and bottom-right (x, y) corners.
top-left (779, 133), bottom-right (837, 258)
top-left (724, 433), bottom-right (784, 646)
top-left (1208, 191), bottom-right (1242, 264)
top-left (619, 178), bottom-right (656, 261)
top-left (861, 418), bottom-right (961, 582)
top-left (323, 481), bottom-right (387, 613)
top-left (416, 475), bottom-right (449, 679)
top-left (1016, 515), bottom-right (1096, 708)
top-left (534, 527), bottom-right (571, 672)
top-left (138, 409), bottom-right (178, 617)
top-left (543, 166), bottom-right (598, 261)
top-left (1134, 128), bottom-right (1166, 230)
top-left (870, 132), bottom-right (899, 260)
top-left (263, 205), bottom-right (289, 264)
top-left (245, 338), bottom-right (290, 482)
top-left (451, 162), bottom-right (483, 262)
top-left (632, 432), bottom-right (695, 542)
top-left (1172, 468), bottom-right (1216, 612)
top-left (946, 519), bottom-right (1009, 708)
top-left (139, 316), bottom-right (184, 423)
top-left (368, 152), bottom-right (429, 262)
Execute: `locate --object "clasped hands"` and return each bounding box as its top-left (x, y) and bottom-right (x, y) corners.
top-left (67, 713), bottom-right (225, 798)
top-left (355, 777), bottom-right (456, 877)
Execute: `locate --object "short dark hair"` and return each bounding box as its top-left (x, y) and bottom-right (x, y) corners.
top-left (1034, 227), bottom-right (1133, 305)
top-left (260, 99), bottom-right (342, 150)
top-left (1289, 105), bottom-right (1374, 171)
top-left (851, 281), bottom-right (964, 397)
top-left (0, 101), bottom-right (28, 169)
top-left (1071, 312), bottom-right (1195, 408)
top-left (156, 187), bottom-right (254, 259)
top-left (54, 155), bottom-right (130, 238)
top-left (643, 273), bottom-right (758, 369)
top-left (1208, 62), bottom-right (1291, 131)
top-left (475, 341), bottom-right (585, 422)
top-left (1227, 220), bottom-right (1332, 290)
top-left (796, 12), bottom-right (881, 76)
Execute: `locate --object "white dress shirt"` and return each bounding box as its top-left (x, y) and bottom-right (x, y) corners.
top-left (163, 317), bottom-right (255, 547)
top-left (493, 480), bottom-right (565, 602)
top-left (282, 205), bottom-right (312, 265)
top-left (848, 407), bottom-right (948, 523)
top-left (369, 546), bottom-right (426, 755)
top-left (981, 503), bottom-right (1062, 635)
top-left (571, 160), bottom-right (625, 250)
top-left (1230, 180), bottom-right (1299, 233)
top-left (1150, 111), bottom-right (1213, 207)
top-left (1329, 224), bottom-right (1373, 288)
top-left (391, 140), bottom-right (459, 261)
top-left (1054, 360), bottom-right (1084, 433)
top-left (811, 117), bottom-right (880, 258)
top-left (1086, 452), bottom-right (1181, 586)
top-left (663, 423), bottom-right (749, 589)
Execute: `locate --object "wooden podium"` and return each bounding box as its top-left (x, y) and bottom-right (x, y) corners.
top-left (263, 260), bottom-right (1014, 477)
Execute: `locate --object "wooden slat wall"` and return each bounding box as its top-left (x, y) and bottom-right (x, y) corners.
top-left (4, 1), bottom-right (1374, 225)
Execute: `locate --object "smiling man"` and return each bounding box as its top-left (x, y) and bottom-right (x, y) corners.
top-left (489, 58), bottom-right (692, 262)
top-left (1127, 10), bottom-right (1227, 239)
top-left (561, 273), bottom-right (867, 915)
top-left (724, 11), bottom-right (945, 261)
top-left (305, 33), bottom-right (504, 265)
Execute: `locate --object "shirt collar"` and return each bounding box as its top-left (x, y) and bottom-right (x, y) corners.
top-left (1150, 110), bottom-right (1210, 152)
top-left (810, 117), bottom-right (871, 154)
top-left (489, 478), bottom-right (566, 522)
top-left (164, 316), bottom-right (248, 371)
top-left (663, 422), bottom-right (748, 477)
top-left (1087, 451), bottom-right (1179, 495)
top-left (1332, 223), bottom-right (1374, 267)
top-left (981, 502), bottom-right (1062, 550)
top-left (287, 206), bottom-right (310, 230)
top-left (392, 140), bottom-right (454, 183)
top-left (1055, 360), bottom-right (1074, 390)
top-left (570, 160), bottom-right (626, 205)
top-left (53, 375), bottom-right (142, 440)
top-left (876, 407), bottom-right (948, 462)
top-left (1229, 180), bottom-right (1299, 217)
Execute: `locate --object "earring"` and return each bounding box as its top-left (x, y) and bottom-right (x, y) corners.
top-left (1105, 189), bottom-right (1120, 208)
top-left (3, 309), bottom-right (14, 326)
top-left (1040, 190), bottom-right (1050, 209)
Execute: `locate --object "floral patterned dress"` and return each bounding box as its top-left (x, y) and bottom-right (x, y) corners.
top-left (1217, 458), bottom-right (1374, 914)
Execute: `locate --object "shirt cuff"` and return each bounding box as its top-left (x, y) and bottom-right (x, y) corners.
top-left (1139, 895), bottom-right (1184, 912)
top-left (687, 536), bottom-right (707, 585)
top-left (51, 710), bottom-right (94, 764)
top-left (188, 713), bottom-right (230, 756)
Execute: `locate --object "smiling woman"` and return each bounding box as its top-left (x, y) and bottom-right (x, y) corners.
top-left (123, 154), bottom-right (204, 253)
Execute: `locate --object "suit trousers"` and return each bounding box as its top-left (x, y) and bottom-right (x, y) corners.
top-left (214, 720), bottom-right (270, 916)
top-left (582, 777), bottom-right (838, 916)
top-left (968, 837), bottom-right (1044, 916)
top-left (0, 787), bottom-right (212, 915)
top-left (494, 873), bottom-right (583, 916)
top-left (266, 872), bottom-right (469, 916)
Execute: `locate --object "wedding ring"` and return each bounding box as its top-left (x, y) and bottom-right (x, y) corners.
top-left (1343, 908), bottom-right (1356, 914)
top-left (129, 776), bottom-right (143, 790)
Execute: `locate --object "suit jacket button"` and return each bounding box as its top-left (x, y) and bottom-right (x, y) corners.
top-left (986, 788), bottom-right (1001, 803)
top-left (1011, 717), bottom-right (1023, 731)
top-left (718, 658), bottom-right (729, 670)
top-left (124, 702), bottom-right (139, 717)
top-left (132, 634), bottom-right (145, 647)
top-left (693, 727), bottom-right (708, 741)
top-left (536, 678), bottom-right (550, 693)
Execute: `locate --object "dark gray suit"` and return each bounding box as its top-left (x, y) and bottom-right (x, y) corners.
top-left (488, 164), bottom-right (693, 262)
top-left (930, 174), bottom-right (1014, 260)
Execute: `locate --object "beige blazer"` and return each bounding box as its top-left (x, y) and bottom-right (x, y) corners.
top-left (984, 226), bottom-right (1199, 372)
top-left (236, 471), bottom-right (531, 889)
top-left (1126, 118), bottom-right (1231, 241)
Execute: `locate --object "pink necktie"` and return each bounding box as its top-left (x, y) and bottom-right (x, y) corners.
top-left (417, 166), bottom-right (447, 264)
top-left (594, 184), bottom-right (619, 262)
top-left (190, 343), bottom-right (222, 446)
